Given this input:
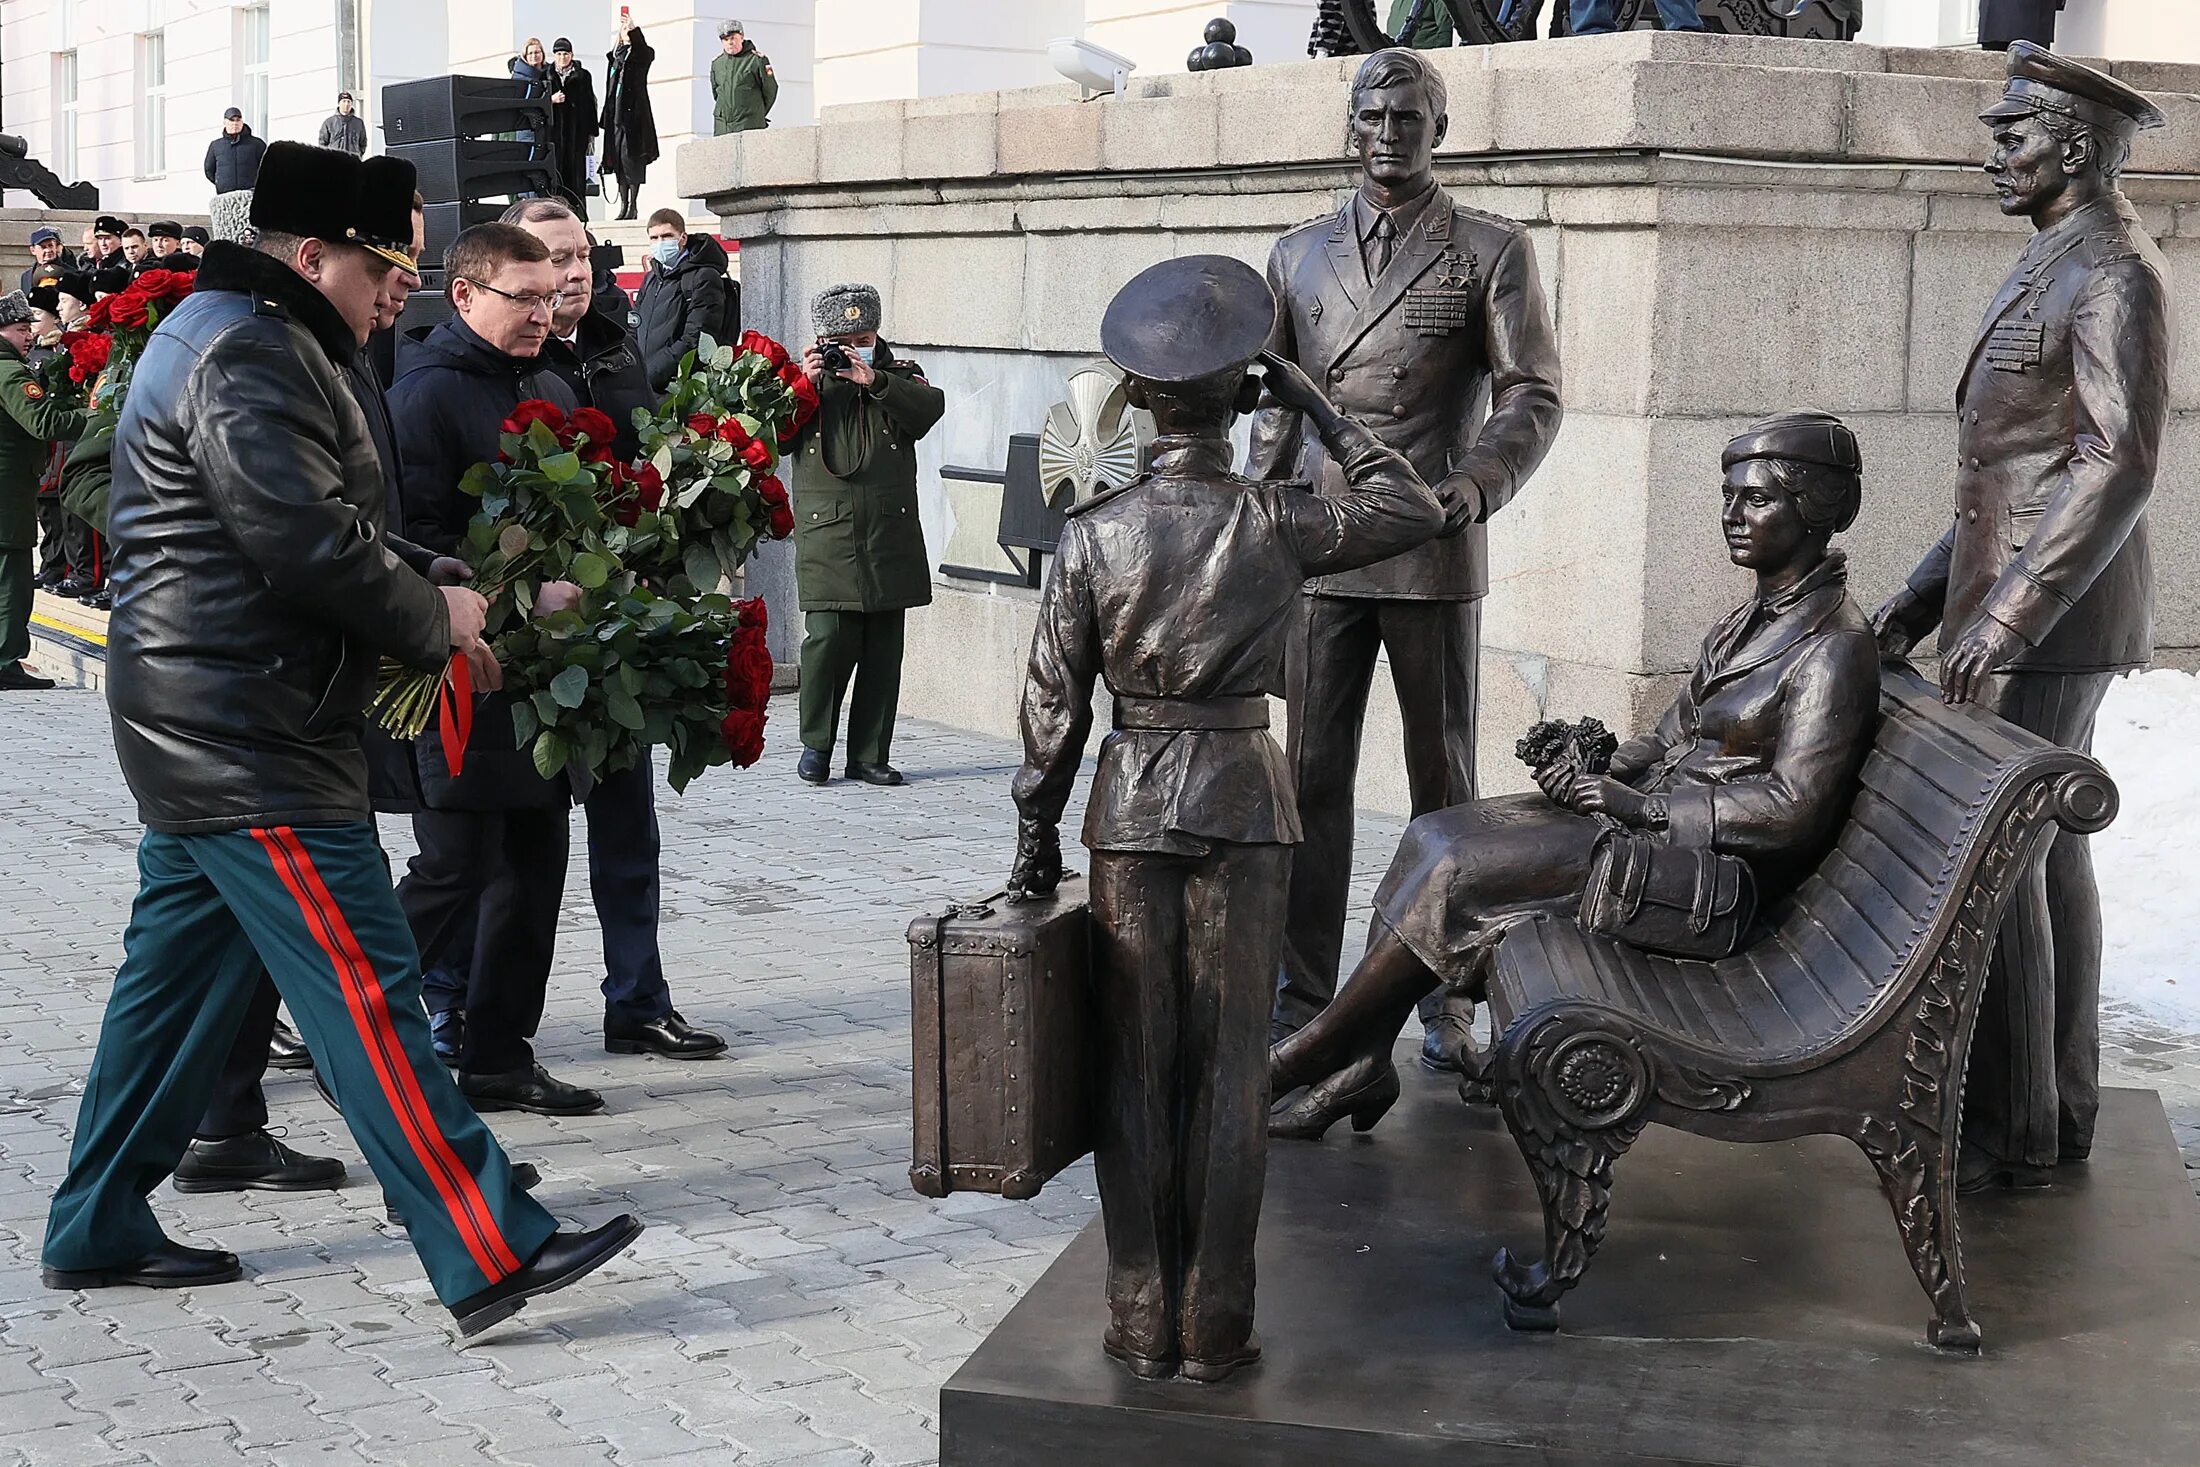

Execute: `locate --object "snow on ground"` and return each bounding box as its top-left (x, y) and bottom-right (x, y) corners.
top-left (2094, 669), bottom-right (2200, 1029)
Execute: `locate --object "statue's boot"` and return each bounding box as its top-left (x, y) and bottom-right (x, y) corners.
top-left (1268, 1049), bottom-right (1399, 1141)
top-left (1956, 1142), bottom-right (2054, 1195)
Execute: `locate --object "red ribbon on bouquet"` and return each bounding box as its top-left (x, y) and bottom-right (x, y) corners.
top-left (437, 651), bottom-right (475, 777)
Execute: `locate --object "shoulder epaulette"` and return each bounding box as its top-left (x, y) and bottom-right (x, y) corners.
top-left (1064, 475), bottom-right (1150, 518)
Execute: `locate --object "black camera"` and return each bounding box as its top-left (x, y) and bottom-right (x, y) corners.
top-left (819, 340), bottom-right (853, 373)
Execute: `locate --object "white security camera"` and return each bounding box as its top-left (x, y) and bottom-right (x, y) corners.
top-left (1048, 37), bottom-right (1136, 99)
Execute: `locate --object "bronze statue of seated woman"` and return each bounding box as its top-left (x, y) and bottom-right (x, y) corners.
top-left (1270, 411), bottom-right (1883, 1139)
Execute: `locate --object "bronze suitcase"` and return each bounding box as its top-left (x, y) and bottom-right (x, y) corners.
top-left (908, 883), bottom-right (1095, 1200)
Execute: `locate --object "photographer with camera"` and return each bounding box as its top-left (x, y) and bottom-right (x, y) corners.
top-left (791, 283), bottom-right (944, 787)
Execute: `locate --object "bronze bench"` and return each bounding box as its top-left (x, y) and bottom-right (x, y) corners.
top-left (1480, 663), bottom-right (2118, 1351)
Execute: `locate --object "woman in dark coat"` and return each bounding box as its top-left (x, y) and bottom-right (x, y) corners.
top-left (545, 38), bottom-right (600, 221)
top-left (599, 17), bottom-right (659, 221)
top-left (1268, 412), bottom-right (1883, 1139)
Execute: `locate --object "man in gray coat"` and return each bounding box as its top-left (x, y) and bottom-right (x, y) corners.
top-left (318, 92), bottom-right (368, 157)
top-left (1876, 43), bottom-right (2170, 1193)
top-left (1248, 47), bottom-right (1562, 1060)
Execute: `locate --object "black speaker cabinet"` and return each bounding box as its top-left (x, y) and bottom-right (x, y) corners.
top-left (420, 201), bottom-right (504, 262)
top-left (381, 76), bottom-right (549, 144)
top-left (390, 138), bottom-right (557, 206)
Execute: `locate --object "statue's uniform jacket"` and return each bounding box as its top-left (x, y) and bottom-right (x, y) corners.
top-left (1248, 182), bottom-right (1563, 1035)
top-left (1011, 425), bottom-right (1441, 1365)
top-left (1905, 188), bottom-right (2171, 1173)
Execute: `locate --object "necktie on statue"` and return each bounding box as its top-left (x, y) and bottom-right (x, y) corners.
top-left (1370, 212), bottom-right (1397, 283)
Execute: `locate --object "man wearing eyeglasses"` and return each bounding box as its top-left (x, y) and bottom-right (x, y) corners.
top-left (388, 222), bottom-right (599, 1118)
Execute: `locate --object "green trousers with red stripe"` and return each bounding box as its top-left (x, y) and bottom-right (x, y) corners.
top-left (43, 823), bottom-right (558, 1305)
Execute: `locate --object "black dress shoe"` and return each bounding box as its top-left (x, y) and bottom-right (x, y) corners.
top-left (388, 1162), bottom-right (540, 1229)
top-left (44, 1238), bottom-right (244, 1291)
top-left (460, 1064), bottom-right (605, 1116)
top-left (797, 748), bottom-right (831, 784)
top-left (173, 1130), bottom-right (347, 1193)
top-left (0, 662), bottom-right (56, 691)
top-left (33, 568), bottom-right (65, 590)
top-left (844, 761), bottom-right (905, 786)
top-left (81, 589), bottom-right (112, 611)
top-left (605, 1009), bottom-right (728, 1060)
top-left (53, 577), bottom-right (94, 598)
top-left (448, 1213), bottom-right (645, 1337)
top-left (430, 1008), bottom-right (466, 1067)
top-left (265, 1019), bottom-right (313, 1071)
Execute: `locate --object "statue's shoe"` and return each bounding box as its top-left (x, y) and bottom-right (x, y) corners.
top-left (1268, 1053), bottom-right (1400, 1141)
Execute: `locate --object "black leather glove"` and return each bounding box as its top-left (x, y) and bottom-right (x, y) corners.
top-left (1008, 816), bottom-right (1064, 900)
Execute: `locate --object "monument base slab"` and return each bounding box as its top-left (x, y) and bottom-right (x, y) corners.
top-left (941, 1059), bottom-right (2200, 1466)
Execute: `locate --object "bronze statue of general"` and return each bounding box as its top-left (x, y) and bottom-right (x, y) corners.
top-left (1876, 43), bottom-right (2170, 1194)
top-left (1249, 46), bottom-right (1562, 1063)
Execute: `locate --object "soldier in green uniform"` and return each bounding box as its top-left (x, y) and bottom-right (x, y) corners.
top-left (0, 290), bottom-right (87, 691)
top-left (1386, 0), bottom-right (1466, 46)
top-left (791, 283), bottom-right (945, 787)
top-left (711, 21), bottom-right (778, 136)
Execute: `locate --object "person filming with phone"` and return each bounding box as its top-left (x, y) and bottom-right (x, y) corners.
top-left (790, 283), bottom-right (944, 789)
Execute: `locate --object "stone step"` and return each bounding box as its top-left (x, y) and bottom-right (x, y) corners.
top-left (28, 589), bottom-right (107, 692)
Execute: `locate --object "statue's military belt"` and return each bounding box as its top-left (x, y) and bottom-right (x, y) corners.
top-left (1112, 694), bottom-right (1271, 732)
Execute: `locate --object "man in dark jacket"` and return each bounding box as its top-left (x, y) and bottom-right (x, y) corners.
top-left (636, 210), bottom-right (735, 392)
top-left (389, 221), bottom-right (599, 1115)
top-left (503, 198), bottom-right (727, 1061)
top-left (40, 143), bottom-right (640, 1333)
top-left (792, 283), bottom-right (944, 787)
top-left (0, 290), bottom-right (84, 691)
top-left (204, 108), bottom-right (267, 192)
top-left (319, 92), bottom-right (369, 156)
top-left (19, 227), bottom-right (66, 295)
top-left (144, 221), bottom-right (198, 275)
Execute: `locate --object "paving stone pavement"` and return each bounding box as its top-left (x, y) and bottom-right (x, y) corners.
top-left (0, 685), bottom-right (2193, 1466)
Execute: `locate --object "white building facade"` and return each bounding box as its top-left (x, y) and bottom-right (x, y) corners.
top-left (2, 1), bottom-right (2194, 219)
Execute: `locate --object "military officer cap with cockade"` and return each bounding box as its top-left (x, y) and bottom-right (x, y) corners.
top-left (1100, 254), bottom-right (1276, 386)
top-left (813, 282), bottom-right (882, 338)
top-left (1980, 40), bottom-right (2165, 137)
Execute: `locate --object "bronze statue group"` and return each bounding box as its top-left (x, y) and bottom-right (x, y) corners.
top-left (1005, 42), bottom-right (2168, 1383)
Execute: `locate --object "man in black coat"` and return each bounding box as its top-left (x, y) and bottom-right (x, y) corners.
top-left (545, 39), bottom-right (600, 222)
top-left (40, 143), bottom-right (639, 1332)
top-left (388, 221), bottom-right (598, 1116)
top-left (636, 210), bottom-right (736, 392)
top-left (203, 108), bottom-right (267, 193)
top-left (599, 18), bottom-right (659, 222)
top-left (1980, 0), bottom-right (2064, 49)
top-left (496, 198), bottom-right (727, 1060)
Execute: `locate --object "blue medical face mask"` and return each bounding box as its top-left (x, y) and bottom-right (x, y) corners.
top-left (649, 238), bottom-right (681, 268)
top-left (855, 342), bottom-right (878, 365)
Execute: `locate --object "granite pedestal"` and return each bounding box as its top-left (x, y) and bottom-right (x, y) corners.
top-left (941, 1049), bottom-right (2200, 1466)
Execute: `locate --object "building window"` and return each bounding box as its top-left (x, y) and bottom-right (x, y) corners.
top-left (241, 6), bottom-right (272, 136)
top-left (54, 53), bottom-right (81, 181)
top-left (336, 0), bottom-right (362, 97)
top-left (136, 31), bottom-right (168, 177)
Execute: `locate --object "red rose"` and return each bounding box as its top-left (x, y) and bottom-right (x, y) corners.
top-left (502, 399), bottom-right (567, 436)
top-left (776, 361), bottom-right (803, 387)
top-left (83, 297), bottom-right (113, 329)
top-left (741, 438), bottom-right (772, 470)
top-left (742, 330), bottom-right (791, 368)
top-left (719, 707), bottom-right (767, 767)
top-left (715, 417), bottom-right (751, 448)
top-left (635, 462), bottom-right (666, 511)
top-left (104, 289), bottom-right (150, 330)
top-left (768, 502), bottom-right (795, 539)
top-left (569, 406), bottom-right (618, 449)
top-left (686, 413), bottom-right (717, 438)
top-left (133, 269), bottom-right (194, 306)
top-left (756, 475), bottom-right (787, 508)
top-left (64, 332), bottom-right (111, 383)
top-left (734, 596), bottom-right (768, 638)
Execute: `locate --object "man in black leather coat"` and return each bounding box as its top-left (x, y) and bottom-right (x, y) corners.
top-left (41, 143), bottom-right (640, 1334)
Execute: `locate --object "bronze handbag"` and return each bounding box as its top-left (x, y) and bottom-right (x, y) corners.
top-left (1578, 824), bottom-right (1756, 960)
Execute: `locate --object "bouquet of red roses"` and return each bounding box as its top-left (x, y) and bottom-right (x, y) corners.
top-left (632, 329), bottom-right (817, 596)
top-left (370, 399), bottom-right (773, 790)
top-left (79, 268), bottom-right (194, 424)
top-left (33, 330), bottom-right (107, 411)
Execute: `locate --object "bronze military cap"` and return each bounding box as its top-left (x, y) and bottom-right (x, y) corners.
top-left (1721, 411), bottom-right (1861, 474)
top-left (1101, 254), bottom-right (1276, 385)
top-left (1980, 40), bottom-right (2165, 136)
